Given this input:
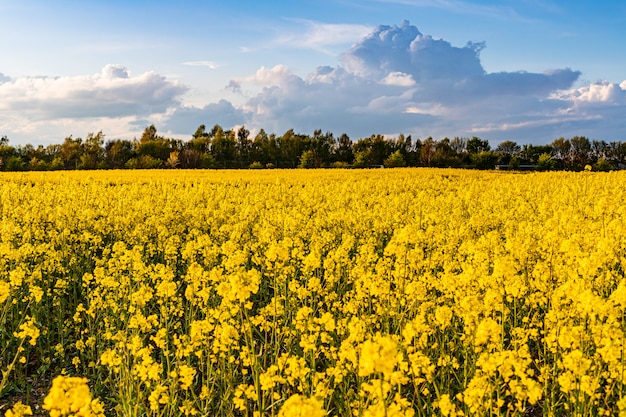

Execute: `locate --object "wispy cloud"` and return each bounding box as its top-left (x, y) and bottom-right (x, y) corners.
top-left (274, 19), bottom-right (373, 53)
top-left (469, 115), bottom-right (602, 134)
top-left (372, 0), bottom-right (528, 21)
top-left (182, 61), bottom-right (220, 69)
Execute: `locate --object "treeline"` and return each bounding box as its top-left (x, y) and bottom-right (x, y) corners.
top-left (0, 124), bottom-right (625, 171)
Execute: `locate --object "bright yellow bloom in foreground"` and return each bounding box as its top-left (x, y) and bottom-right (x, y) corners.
top-left (277, 394), bottom-right (325, 417)
top-left (5, 402), bottom-right (33, 417)
top-left (2, 169), bottom-right (626, 416)
top-left (43, 376), bottom-right (105, 417)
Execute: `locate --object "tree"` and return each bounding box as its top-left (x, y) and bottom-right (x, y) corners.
top-left (136, 125), bottom-right (172, 163)
top-left (450, 137), bottom-right (467, 156)
top-left (520, 144), bottom-right (552, 164)
top-left (60, 136), bottom-right (83, 169)
top-left (352, 151), bottom-right (369, 168)
top-left (280, 129), bottom-right (304, 168)
top-left (140, 124), bottom-right (159, 144)
top-left (298, 150), bottom-right (316, 168)
top-left (167, 151), bottom-right (180, 168)
top-left (570, 136), bottom-right (591, 170)
top-left (333, 133), bottom-right (353, 164)
top-left (550, 137), bottom-right (571, 169)
top-left (235, 126), bottom-right (252, 168)
top-left (383, 150), bottom-right (407, 167)
top-left (310, 129), bottom-right (334, 167)
top-left (471, 151), bottom-right (498, 170)
top-left (495, 140), bottom-right (520, 155)
top-left (433, 138), bottom-right (457, 167)
top-left (537, 153), bottom-right (556, 171)
top-left (211, 125), bottom-right (236, 167)
top-left (105, 139), bottom-right (134, 169)
top-left (495, 140), bottom-right (521, 165)
top-left (466, 136), bottom-right (490, 154)
top-left (189, 124), bottom-right (212, 154)
top-left (419, 137), bottom-right (435, 166)
top-left (79, 131), bottom-right (105, 169)
top-left (593, 157), bottom-right (613, 171)
top-left (591, 139), bottom-right (608, 162)
top-left (5, 155), bottom-right (25, 171)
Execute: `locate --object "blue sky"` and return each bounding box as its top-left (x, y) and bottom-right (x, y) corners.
top-left (1, 0), bottom-right (625, 146)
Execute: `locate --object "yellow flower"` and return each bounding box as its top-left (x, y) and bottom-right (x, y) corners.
top-left (177, 364), bottom-right (196, 390)
top-left (13, 316), bottom-right (40, 346)
top-left (358, 334), bottom-right (399, 378)
top-left (43, 375), bottom-right (104, 417)
top-left (6, 401), bottom-right (33, 417)
top-left (277, 394), bottom-right (325, 417)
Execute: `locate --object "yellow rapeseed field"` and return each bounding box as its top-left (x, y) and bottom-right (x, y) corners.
top-left (1, 168), bottom-right (626, 416)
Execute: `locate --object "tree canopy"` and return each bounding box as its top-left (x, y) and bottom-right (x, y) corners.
top-left (0, 125), bottom-right (624, 171)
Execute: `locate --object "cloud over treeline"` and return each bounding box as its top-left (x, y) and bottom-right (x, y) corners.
top-left (166, 20), bottom-right (592, 142)
top-left (0, 65), bottom-right (187, 120)
top-left (2, 20), bottom-right (625, 145)
top-left (180, 19), bottom-right (587, 142)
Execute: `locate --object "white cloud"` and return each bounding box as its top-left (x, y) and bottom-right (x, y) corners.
top-left (276, 19), bottom-right (373, 53)
top-left (249, 65), bottom-right (299, 86)
top-left (382, 72), bottom-right (416, 86)
top-left (156, 21), bottom-right (623, 143)
top-left (552, 81), bottom-right (626, 105)
top-left (0, 65), bottom-right (188, 120)
top-left (5, 20), bottom-right (623, 145)
top-left (207, 20), bottom-right (593, 142)
top-left (182, 61), bottom-right (220, 69)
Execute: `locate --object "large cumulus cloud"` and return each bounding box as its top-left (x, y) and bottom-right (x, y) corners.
top-left (170, 19), bottom-right (620, 144)
top-left (210, 20), bottom-right (592, 142)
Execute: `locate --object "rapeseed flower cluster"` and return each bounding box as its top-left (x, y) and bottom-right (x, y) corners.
top-left (42, 376), bottom-right (105, 417)
top-left (1, 168), bottom-right (625, 416)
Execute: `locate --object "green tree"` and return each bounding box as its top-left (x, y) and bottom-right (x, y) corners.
top-left (136, 125), bottom-right (172, 163)
top-left (298, 150), bottom-right (316, 168)
top-left (520, 144), bottom-right (552, 164)
top-left (419, 137), bottom-right (435, 166)
top-left (495, 140), bottom-right (521, 165)
top-left (450, 137), bottom-right (467, 156)
top-left (60, 136), bottom-right (83, 169)
top-left (189, 124), bottom-right (212, 154)
top-left (235, 126), bottom-right (252, 168)
top-left (333, 133), bottom-right (354, 164)
top-left (280, 129), bottom-right (305, 168)
top-left (105, 139), bottom-right (134, 169)
top-left (550, 137), bottom-right (571, 169)
top-left (570, 136), bottom-right (591, 170)
top-left (537, 153), bottom-right (556, 171)
top-left (593, 157), bottom-right (613, 171)
top-left (79, 131), bottom-right (105, 169)
top-left (383, 150), bottom-right (407, 167)
top-left (433, 137), bottom-right (459, 167)
top-left (211, 126), bottom-right (236, 168)
top-left (5, 155), bottom-right (25, 171)
top-left (466, 136), bottom-right (490, 154)
top-left (0, 137), bottom-right (17, 171)
top-left (352, 151), bottom-right (369, 168)
top-left (471, 151), bottom-right (498, 170)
